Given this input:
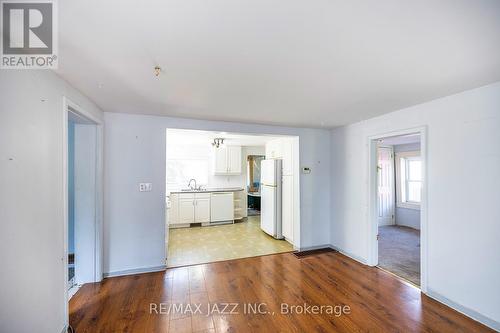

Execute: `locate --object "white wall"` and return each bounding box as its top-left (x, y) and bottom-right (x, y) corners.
top-left (330, 82), bottom-right (500, 329)
top-left (0, 71), bottom-right (103, 333)
top-left (104, 112), bottom-right (331, 274)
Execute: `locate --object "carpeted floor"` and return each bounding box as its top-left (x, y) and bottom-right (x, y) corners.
top-left (378, 225), bottom-right (420, 286)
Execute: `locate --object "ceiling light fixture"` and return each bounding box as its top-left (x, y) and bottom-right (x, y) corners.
top-left (154, 66), bottom-right (162, 77)
top-left (212, 138), bottom-right (225, 148)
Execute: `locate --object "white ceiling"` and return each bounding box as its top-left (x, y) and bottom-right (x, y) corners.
top-left (166, 129), bottom-right (283, 146)
top-left (57, 0), bottom-right (500, 128)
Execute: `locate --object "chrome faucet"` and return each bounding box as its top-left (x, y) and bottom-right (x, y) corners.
top-left (188, 179), bottom-right (197, 190)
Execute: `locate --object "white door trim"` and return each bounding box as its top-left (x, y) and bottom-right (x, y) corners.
top-left (62, 97), bottom-right (104, 328)
top-left (367, 126), bottom-right (428, 293)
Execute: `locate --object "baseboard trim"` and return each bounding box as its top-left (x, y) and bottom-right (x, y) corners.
top-left (103, 265), bottom-right (167, 278)
top-left (329, 244), bottom-right (368, 265)
top-left (425, 289), bottom-right (500, 332)
top-left (295, 244), bottom-right (368, 265)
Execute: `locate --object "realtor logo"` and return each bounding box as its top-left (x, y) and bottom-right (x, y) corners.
top-left (1, 0), bottom-right (57, 69)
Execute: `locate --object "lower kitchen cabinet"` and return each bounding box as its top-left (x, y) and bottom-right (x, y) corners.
top-left (178, 195), bottom-right (195, 224)
top-left (173, 193), bottom-right (211, 226)
top-left (194, 195), bottom-right (211, 223)
top-left (168, 191), bottom-right (243, 227)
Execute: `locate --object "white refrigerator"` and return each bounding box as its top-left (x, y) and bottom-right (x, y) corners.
top-left (260, 159), bottom-right (283, 239)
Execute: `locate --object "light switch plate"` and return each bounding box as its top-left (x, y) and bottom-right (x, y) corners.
top-left (301, 167), bottom-right (311, 174)
top-left (139, 183), bottom-right (152, 192)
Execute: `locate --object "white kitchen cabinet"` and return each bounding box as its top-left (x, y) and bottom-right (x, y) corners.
top-left (265, 138), bottom-right (294, 175)
top-left (213, 147), bottom-right (228, 174)
top-left (169, 191), bottom-right (242, 227)
top-left (170, 193), bottom-right (211, 226)
top-left (212, 146), bottom-right (241, 175)
top-left (265, 139), bottom-right (283, 159)
top-left (194, 194), bottom-right (211, 223)
top-left (169, 194), bottom-right (179, 225)
top-left (233, 190), bottom-right (247, 220)
top-left (282, 175), bottom-right (293, 241)
top-left (227, 146), bottom-right (241, 174)
top-left (178, 196), bottom-right (195, 224)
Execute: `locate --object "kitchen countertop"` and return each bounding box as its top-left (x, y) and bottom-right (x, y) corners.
top-left (169, 187), bottom-right (245, 194)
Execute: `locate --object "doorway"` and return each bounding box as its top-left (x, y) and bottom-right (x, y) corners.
top-left (247, 154), bottom-right (264, 216)
top-left (165, 129), bottom-right (300, 267)
top-left (63, 98), bottom-right (103, 328)
top-left (369, 128), bottom-right (427, 290)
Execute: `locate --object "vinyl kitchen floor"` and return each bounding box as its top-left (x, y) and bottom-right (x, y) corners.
top-left (167, 216), bottom-right (293, 267)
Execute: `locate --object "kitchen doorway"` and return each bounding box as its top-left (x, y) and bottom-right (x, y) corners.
top-left (247, 154), bottom-right (264, 216)
top-left (165, 129), bottom-right (299, 267)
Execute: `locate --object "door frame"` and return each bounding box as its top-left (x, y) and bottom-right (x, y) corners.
top-left (62, 97), bottom-right (104, 327)
top-left (376, 145), bottom-right (395, 226)
top-left (367, 126), bottom-right (427, 292)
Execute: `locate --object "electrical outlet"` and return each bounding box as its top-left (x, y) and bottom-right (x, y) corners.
top-left (139, 183), bottom-right (152, 192)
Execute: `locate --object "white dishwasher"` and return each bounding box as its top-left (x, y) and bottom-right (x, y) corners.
top-left (210, 192), bottom-right (234, 224)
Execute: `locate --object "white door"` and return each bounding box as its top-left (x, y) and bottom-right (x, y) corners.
top-left (377, 147), bottom-right (395, 226)
top-left (282, 175), bottom-right (293, 241)
top-left (213, 147), bottom-right (228, 174)
top-left (227, 146), bottom-right (241, 174)
top-left (179, 198), bottom-right (195, 224)
top-left (194, 197), bottom-right (211, 223)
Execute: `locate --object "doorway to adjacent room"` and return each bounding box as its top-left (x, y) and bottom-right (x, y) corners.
top-left (369, 128), bottom-right (427, 289)
top-left (63, 98), bottom-right (104, 328)
top-left (165, 129), bottom-right (300, 267)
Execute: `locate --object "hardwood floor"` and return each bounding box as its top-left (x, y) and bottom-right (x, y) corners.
top-left (70, 252), bottom-right (494, 332)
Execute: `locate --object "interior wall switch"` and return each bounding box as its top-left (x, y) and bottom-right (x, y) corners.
top-left (139, 183), bottom-right (153, 192)
top-left (301, 167), bottom-right (311, 174)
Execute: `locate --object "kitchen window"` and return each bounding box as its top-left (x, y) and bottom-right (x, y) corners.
top-left (166, 158), bottom-right (209, 190)
top-left (396, 151), bottom-right (422, 210)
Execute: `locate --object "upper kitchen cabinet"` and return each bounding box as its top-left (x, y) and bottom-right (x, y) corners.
top-left (213, 146), bottom-right (228, 174)
top-left (265, 138), bottom-right (294, 175)
top-left (265, 139), bottom-right (283, 159)
top-left (213, 146), bottom-right (242, 175)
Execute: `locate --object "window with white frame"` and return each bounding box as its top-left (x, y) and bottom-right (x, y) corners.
top-left (166, 144), bottom-right (211, 191)
top-left (166, 158), bottom-right (209, 190)
top-left (396, 151), bottom-right (422, 209)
